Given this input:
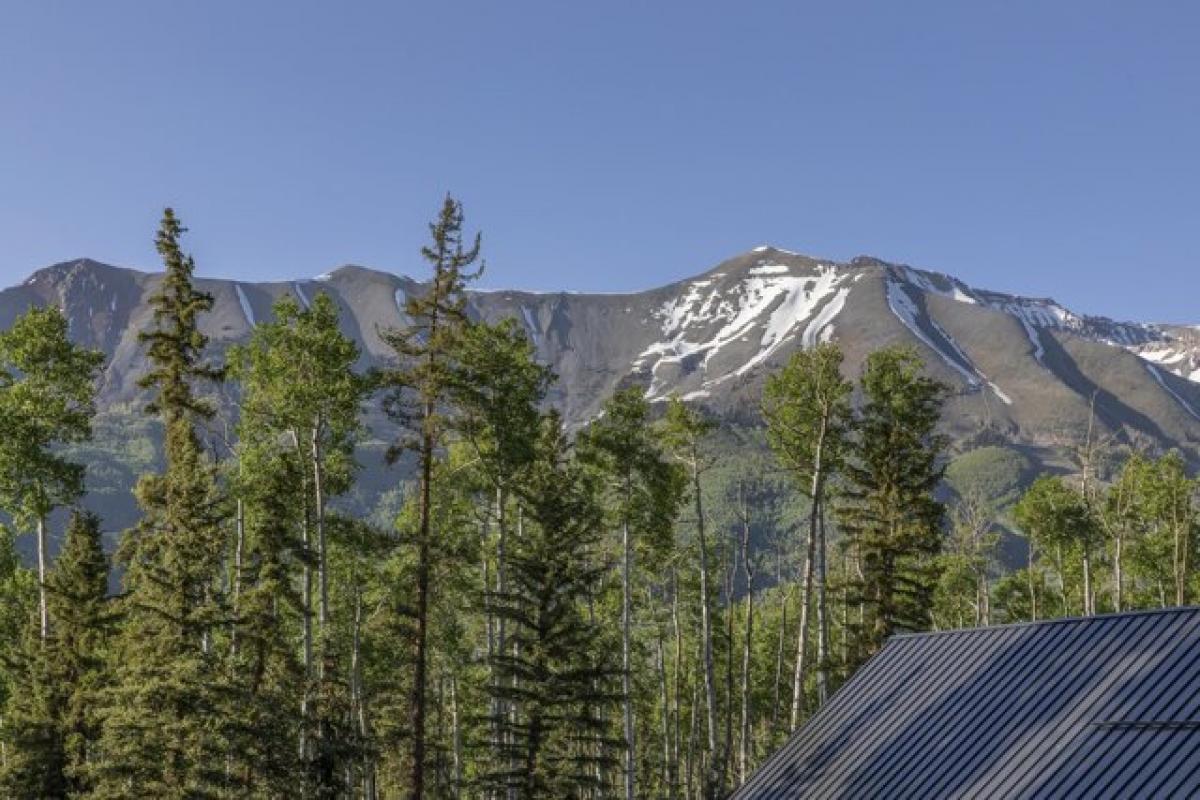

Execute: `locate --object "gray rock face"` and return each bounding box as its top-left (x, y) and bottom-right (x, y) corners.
top-left (5, 250), bottom-right (1200, 458)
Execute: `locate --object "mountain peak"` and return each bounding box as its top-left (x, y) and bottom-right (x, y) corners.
top-left (23, 257), bottom-right (132, 287)
top-left (849, 255), bottom-right (894, 269)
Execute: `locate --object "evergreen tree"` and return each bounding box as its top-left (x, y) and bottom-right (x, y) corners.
top-left (224, 447), bottom-right (306, 798)
top-left (0, 305), bottom-right (104, 641)
top-left (90, 208), bottom-right (233, 798)
top-left (0, 523), bottom-right (36, 782)
top-left (484, 414), bottom-right (621, 798)
top-left (379, 195), bottom-right (482, 798)
top-left (838, 346), bottom-right (948, 662)
top-left (0, 511), bottom-right (110, 799)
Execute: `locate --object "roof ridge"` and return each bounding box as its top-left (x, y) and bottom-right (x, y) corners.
top-left (890, 604), bottom-right (1200, 641)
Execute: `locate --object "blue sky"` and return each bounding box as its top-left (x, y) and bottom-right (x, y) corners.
top-left (1, 2), bottom-right (1197, 321)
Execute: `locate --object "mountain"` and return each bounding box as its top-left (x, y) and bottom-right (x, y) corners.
top-left (4, 248), bottom-right (1200, 533)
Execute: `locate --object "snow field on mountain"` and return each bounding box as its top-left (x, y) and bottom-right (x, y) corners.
top-left (636, 264), bottom-right (850, 397)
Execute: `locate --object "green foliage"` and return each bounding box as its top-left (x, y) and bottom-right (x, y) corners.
top-left (579, 388), bottom-right (684, 565)
top-left (1013, 476), bottom-right (1098, 554)
top-left (838, 346), bottom-right (949, 659)
top-left (944, 446), bottom-right (1030, 508)
top-left (762, 342), bottom-right (852, 485)
top-left (378, 194), bottom-right (485, 797)
top-left (448, 317), bottom-right (552, 487)
top-left (136, 208), bottom-right (224, 421)
top-left (0, 512), bottom-right (111, 798)
top-left (0, 305), bottom-right (104, 528)
top-left (229, 292), bottom-right (368, 491)
top-left (90, 209), bottom-right (236, 798)
top-left (484, 414), bottom-right (621, 797)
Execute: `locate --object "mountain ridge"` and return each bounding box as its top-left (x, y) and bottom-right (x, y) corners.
top-left (5, 249), bottom-right (1200, 461)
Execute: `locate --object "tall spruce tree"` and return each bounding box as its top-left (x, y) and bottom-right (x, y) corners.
top-left (484, 413), bottom-right (621, 798)
top-left (90, 208), bottom-right (233, 798)
top-left (0, 305), bottom-right (104, 642)
top-left (0, 511), bottom-right (110, 799)
top-left (838, 346), bottom-right (947, 662)
top-left (379, 195), bottom-right (482, 798)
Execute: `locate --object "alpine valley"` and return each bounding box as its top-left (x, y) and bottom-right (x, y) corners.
top-left (5, 247), bottom-right (1199, 542)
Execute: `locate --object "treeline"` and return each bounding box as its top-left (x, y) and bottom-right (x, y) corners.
top-left (0, 198), bottom-right (1195, 799)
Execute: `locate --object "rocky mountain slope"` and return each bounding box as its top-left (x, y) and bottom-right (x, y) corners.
top-left (4, 248), bottom-right (1200, 468)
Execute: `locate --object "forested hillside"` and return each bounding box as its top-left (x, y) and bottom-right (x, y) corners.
top-left (1, 201), bottom-right (1198, 799)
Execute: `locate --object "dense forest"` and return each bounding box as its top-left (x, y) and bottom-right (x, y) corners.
top-left (1, 199), bottom-right (1197, 799)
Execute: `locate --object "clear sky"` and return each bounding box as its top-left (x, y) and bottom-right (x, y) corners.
top-left (1, 2), bottom-right (1197, 322)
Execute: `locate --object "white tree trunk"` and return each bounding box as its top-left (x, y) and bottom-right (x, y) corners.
top-left (691, 458), bottom-right (719, 797)
top-left (36, 514), bottom-right (48, 641)
top-left (622, 511), bottom-right (635, 800)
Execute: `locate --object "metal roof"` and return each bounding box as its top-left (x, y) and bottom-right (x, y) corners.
top-left (733, 606), bottom-right (1200, 799)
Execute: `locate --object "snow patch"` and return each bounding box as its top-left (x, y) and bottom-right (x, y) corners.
top-left (886, 280), bottom-right (977, 384)
top-left (1134, 347), bottom-right (1200, 385)
top-left (1139, 348), bottom-right (1187, 366)
top-left (986, 381), bottom-right (1013, 405)
top-left (1015, 315), bottom-right (1046, 366)
top-left (748, 264), bottom-right (791, 276)
top-left (235, 284), bottom-right (255, 326)
top-left (950, 287), bottom-right (977, 304)
top-left (1146, 364), bottom-right (1200, 421)
top-left (521, 306), bottom-right (541, 349)
top-left (801, 287), bottom-right (849, 348)
top-left (293, 282), bottom-right (311, 309)
top-left (901, 267), bottom-right (977, 305)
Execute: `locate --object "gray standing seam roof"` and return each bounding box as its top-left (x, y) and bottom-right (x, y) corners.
top-left (732, 606), bottom-right (1200, 799)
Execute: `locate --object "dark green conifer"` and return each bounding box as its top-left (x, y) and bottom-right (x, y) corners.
top-left (89, 209), bottom-right (233, 798)
top-left (0, 511), bottom-right (110, 799)
top-left (484, 413), bottom-right (621, 798)
top-left (379, 195), bottom-right (482, 799)
top-left (838, 346), bottom-right (948, 664)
